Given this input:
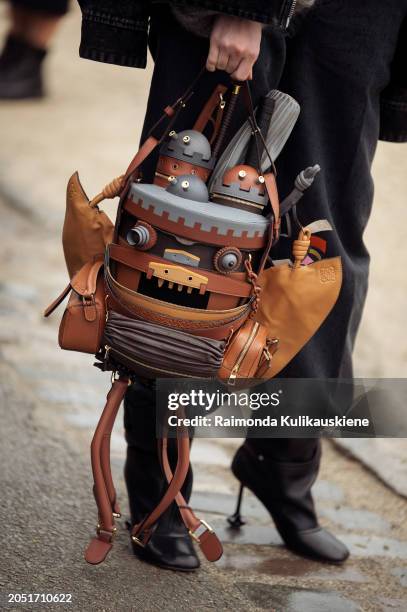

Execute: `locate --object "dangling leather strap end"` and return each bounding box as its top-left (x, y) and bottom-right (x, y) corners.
top-left (43, 283), bottom-right (71, 317)
top-left (189, 520), bottom-right (223, 562)
top-left (84, 532), bottom-right (114, 565)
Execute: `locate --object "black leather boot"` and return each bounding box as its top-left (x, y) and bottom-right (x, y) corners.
top-left (124, 380), bottom-right (200, 572)
top-left (229, 440), bottom-right (349, 564)
top-left (0, 34), bottom-right (46, 100)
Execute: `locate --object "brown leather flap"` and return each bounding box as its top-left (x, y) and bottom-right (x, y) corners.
top-left (198, 530), bottom-right (223, 562)
top-left (71, 259), bottom-right (104, 297)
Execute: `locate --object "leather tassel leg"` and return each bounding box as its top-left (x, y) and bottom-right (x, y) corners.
top-left (84, 377), bottom-right (129, 565)
top-left (123, 381), bottom-right (200, 571)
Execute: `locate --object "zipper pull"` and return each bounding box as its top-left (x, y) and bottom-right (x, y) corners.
top-left (228, 365), bottom-right (239, 385)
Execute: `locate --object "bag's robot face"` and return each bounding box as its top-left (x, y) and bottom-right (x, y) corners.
top-left (117, 131), bottom-right (270, 310)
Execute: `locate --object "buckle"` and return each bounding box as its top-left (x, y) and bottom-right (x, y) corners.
top-left (189, 519), bottom-right (214, 544)
top-left (82, 294), bottom-right (95, 306)
top-left (131, 534), bottom-right (146, 548)
top-left (96, 523), bottom-right (117, 542)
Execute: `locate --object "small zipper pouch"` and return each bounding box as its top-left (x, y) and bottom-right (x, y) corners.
top-left (103, 310), bottom-right (226, 378)
top-left (218, 319), bottom-right (279, 385)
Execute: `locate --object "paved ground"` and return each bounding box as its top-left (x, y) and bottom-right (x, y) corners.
top-left (0, 5), bottom-right (407, 612)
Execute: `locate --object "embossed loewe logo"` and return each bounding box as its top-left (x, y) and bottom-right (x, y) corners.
top-left (319, 266), bottom-right (336, 283)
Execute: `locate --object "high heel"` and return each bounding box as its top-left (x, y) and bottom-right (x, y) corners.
top-left (227, 483), bottom-right (246, 529)
top-left (230, 443), bottom-right (349, 564)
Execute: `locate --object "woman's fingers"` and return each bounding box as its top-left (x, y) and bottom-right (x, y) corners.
top-left (231, 57), bottom-right (254, 81)
top-left (207, 15), bottom-right (262, 78)
top-left (225, 53), bottom-right (241, 76)
top-left (206, 38), bottom-right (219, 72)
top-left (216, 48), bottom-right (230, 72)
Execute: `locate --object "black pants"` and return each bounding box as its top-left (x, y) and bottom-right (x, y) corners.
top-left (9, 0), bottom-right (69, 16)
top-left (124, 2), bottom-right (407, 465)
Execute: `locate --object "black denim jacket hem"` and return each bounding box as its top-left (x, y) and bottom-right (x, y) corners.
top-left (78, 0), bottom-right (294, 69)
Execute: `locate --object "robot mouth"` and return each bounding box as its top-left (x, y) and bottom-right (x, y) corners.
top-left (146, 261), bottom-right (208, 293)
top-left (137, 273), bottom-right (210, 308)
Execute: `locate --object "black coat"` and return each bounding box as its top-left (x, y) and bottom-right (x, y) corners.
top-left (77, 1), bottom-right (297, 68)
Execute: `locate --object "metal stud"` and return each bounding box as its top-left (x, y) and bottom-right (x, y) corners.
top-left (181, 180), bottom-right (190, 190)
top-left (183, 135), bottom-right (191, 144)
top-left (258, 175), bottom-right (265, 184)
top-left (238, 170), bottom-right (247, 179)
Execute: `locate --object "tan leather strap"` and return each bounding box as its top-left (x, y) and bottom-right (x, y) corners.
top-left (123, 66), bottom-right (207, 187)
top-left (264, 173), bottom-right (280, 233)
top-left (193, 84), bottom-right (228, 144)
top-left (160, 439), bottom-right (223, 562)
top-left (107, 243), bottom-right (252, 299)
top-left (84, 377), bottom-right (129, 565)
top-left (43, 259), bottom-right (104, 318)
top-left (123, 135), bottom-right (160, 182)
top-left (130, 427), bottom-right (190, 547)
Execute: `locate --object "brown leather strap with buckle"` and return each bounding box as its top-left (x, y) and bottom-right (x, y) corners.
top-left (160, 439), bottom-right (223, 562)
top-left (130, 424), bottom-right (190, 547)
top-left (83, 379), bottom-right (214, 565)
top-left (84, 377), bottom-right (129, 565)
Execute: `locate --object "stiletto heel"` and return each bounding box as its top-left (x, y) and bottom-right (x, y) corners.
top-left (227, 483), bottom-right (246, 529)
top-left (230, 443), bottom-right (350, 563)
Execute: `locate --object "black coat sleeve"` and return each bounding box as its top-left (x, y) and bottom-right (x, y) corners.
top-left (77, 0), bottom-right (296, 68)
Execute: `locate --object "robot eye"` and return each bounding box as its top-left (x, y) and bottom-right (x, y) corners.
top-left (126, 221), bottom-right (157, 250)
top-left (213, 247), bottom-right (242, 273)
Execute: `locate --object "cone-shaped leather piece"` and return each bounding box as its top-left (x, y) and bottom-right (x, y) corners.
top-left (255, 257), bottom-right (342, 377)
top-left (63, 172), bottom-right (114, 278)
